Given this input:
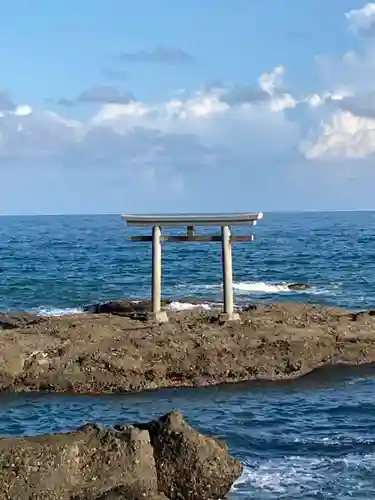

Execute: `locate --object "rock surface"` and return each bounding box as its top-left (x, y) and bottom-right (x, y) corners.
top-left (137, 412), bottom-right (240, 500)
top-left (83, 300), bottom-right (172, 318)
top-left (285, 283), bottom-right (311, 290)
top-left (0, 411), bottom-right (241, 500)
top-left (0, 312), bottom-right (43, 330)
top-left (0, 301), bottom-right (375, 392)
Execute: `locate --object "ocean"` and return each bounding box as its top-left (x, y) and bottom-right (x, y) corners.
top-left (1, 211), bottom-right (375, 499)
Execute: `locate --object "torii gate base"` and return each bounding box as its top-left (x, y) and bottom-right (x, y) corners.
top-left (122, 213), bottom-right (263, 323)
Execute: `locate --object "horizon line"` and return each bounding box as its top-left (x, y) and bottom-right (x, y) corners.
top-left (0, 208), bottom-right (375, 217)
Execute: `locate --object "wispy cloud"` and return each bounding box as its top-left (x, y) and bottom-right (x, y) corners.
top-left (346, 2), bottom-right (375, 37)
top-left (0, 90), bottom-right (16, 111)
top-left (57, 86), bottom-right (135, 107)
top-left (119, 46), bottom-right (195, 65)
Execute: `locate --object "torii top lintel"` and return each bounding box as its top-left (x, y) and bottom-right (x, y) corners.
top-left (121, 212), bottom-right (263, 227)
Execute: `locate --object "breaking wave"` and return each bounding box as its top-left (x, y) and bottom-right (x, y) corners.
top-left (167, 301), bottom-right (212, 311)
top-left (233, 282), bottom-right (295, 294)
top-left (200, 281), bottom-right (328, 295)
top-left (232, 451), bottom-right (375, 498)
top-left (36, 307), bottom-right (84, 317)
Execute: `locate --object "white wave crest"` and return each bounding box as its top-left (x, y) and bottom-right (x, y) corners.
top-left (167, 301), bottom-right (212, 311)
top-left (232, 452), bottom-right (375, 496)
top-left (37, 307), bottom-right (84, 317)
top-left (233, 282), bottom-right (293, 294)
top-left (199, 281), bottom-right (320, 295)
top-left (231, 459), bottom-right (322, 496)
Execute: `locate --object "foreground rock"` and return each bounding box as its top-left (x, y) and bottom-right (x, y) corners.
top-left (0, 312), bottom-right (43, 330)
top-left (0, 411), bottom-right (241, 500)
top-left (1, 301), bottom-right (375, 392)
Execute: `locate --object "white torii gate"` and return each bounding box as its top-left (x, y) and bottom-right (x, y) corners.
top-left (121, 213), bottom-right (263, 322)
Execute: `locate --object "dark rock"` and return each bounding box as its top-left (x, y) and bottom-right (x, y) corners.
top-left (348, 312), bottom-right (362, 321)
top-left (286, 283), bottom-right (311, 291)
top-left (0, 412), bottom-right (241, 500)
top-left (136, 412), bottom-right (242, 500)
top-left (172, 297), bottom-right (216, 307)
top-left (0, 312), bottom-right (43, 330)
top-left (84, 300), bottom-right (171, 317)
top-left (347, 309), bottom-right (375, 321)
top-left (242, 304), bottom-right (257, 312)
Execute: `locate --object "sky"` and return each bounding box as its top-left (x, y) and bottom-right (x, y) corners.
top-left (1, 0), bottom-right (375, 214)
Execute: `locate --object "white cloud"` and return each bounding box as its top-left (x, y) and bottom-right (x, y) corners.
top-left (14, 105), bottom-right (33, 116)
top-left (0, 61), bottom-right (298, 171)
top-left (164, 91), bottom-right (229, 119)
top-left (258, 65), bottom-right (285, 94)
top-left (91, 101), bottom-right (151, 125)
top-left (299, 2), bottom-right (375, 162)
top-left (346, 2), bottom-right (375, 37)
top-left (301, 92), bottom-right (375, 161)
top-left (0, 67), bottom-right (306, 211)
top-left (87, 70), bottom-right (299, 156)
top-left (301, 111), bottom-right (375, 159)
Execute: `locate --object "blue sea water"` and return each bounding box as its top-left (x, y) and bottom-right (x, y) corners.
top-left (0, 210), bottom-right (374, 312)
top-left (1, 211), bottom-right (375, 498)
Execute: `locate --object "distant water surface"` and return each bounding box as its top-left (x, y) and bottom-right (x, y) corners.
top-left (0, 211), bottom-right (374, 313)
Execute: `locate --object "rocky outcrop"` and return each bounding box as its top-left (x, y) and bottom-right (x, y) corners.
top-left (0, 412), bottom-right (241, 500)
top-left (0, 301), bottom-right (375, 392)
top-left (83, 298), bottom-right (214, 317)
top-left (136, 412), bottom-right (240, 500)
top-left (286, 283), bottom-right (311, 291)
top-left (0, 312), bottom-right (43, 330)
top-left (83, 300), bottom-right (172, 318)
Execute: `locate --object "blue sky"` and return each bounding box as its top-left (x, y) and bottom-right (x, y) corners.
top-left (1, 0), bottom-right (375, 213)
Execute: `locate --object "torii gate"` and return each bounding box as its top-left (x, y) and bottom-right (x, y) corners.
top-left (121, 213), bottom-right (263, 322)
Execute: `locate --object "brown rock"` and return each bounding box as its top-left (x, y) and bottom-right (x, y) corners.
top-left (76, 486), bottom-right (168, 499)
top-left (137, 412), bottom-right (242, 500)
top-left (0, 412), bottom-right (241, 500)
top-left (0, 302), bottom-right (375, 392)
top-left (0, 312), bottom-right (43, 330)
top-left (286, 283), bottom-right (311, 291)
top-left (84, 300), bottom-right (171, 317)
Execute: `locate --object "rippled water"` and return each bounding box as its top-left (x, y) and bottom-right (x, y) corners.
top-left (1, 211), bottom-right (375, 498)
top-left (0, 211), bottom-right (375, 312)
top-left (2, 370), bottom-right (375, 499)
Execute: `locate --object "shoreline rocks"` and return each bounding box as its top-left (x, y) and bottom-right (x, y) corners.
top-left (0, 312), bottom-right (43, 330)
top-left (83, 299), bottom-right (173, 317)
top-left (83, 298), bottom-right (217, 318)
top-left (0, 301), bottom-right (374, 393)
top-left (0, 411), bottom-right (241, 500)
top-left (285, 283), bottom-right (310, 290)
